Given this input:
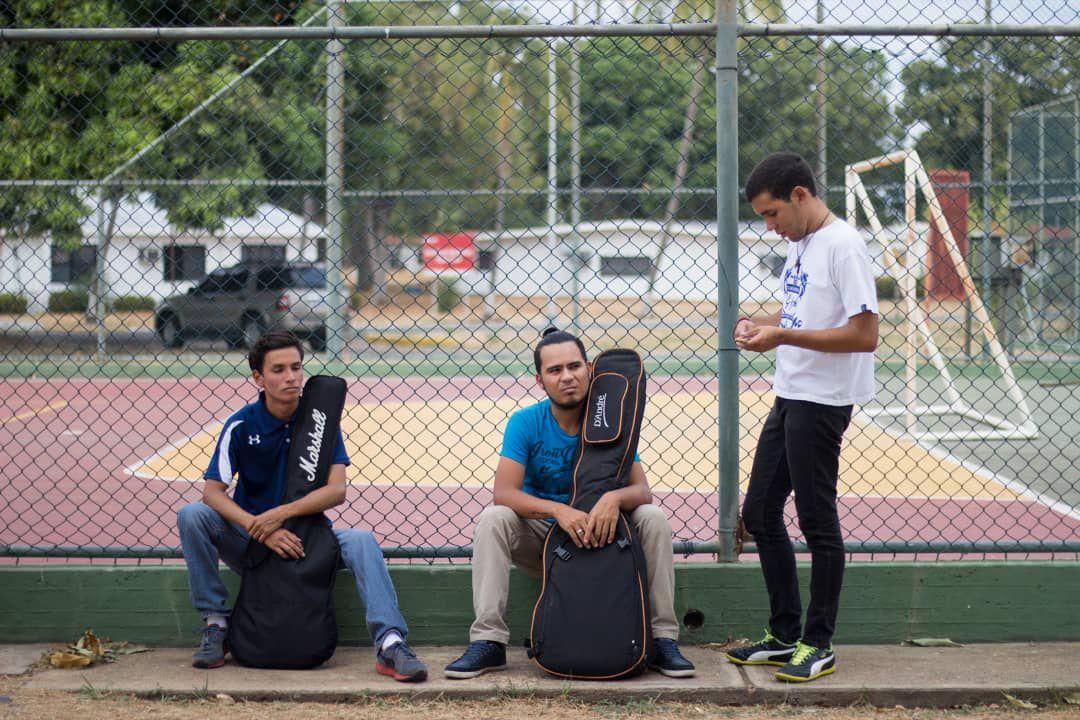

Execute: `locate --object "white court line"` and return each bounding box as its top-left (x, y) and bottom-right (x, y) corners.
top-left (129, 405), bottom-right (1080, 525)
top-left (915, 440), bottom-right (1080, 524)
top-left (858, 410), bottom-right (1080, 524)
top-left (124, 420), bottom-right (223, 483)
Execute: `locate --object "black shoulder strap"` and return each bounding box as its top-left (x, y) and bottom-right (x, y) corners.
top-left (282, 375), bottom-right (348, 504)
top-left (570, 349), bottom-right (646, 512)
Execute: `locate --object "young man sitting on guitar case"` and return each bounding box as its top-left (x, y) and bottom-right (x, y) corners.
top-left (176, 330), bottom-right (427, 681)
top-left (444, 328), bottom-right (695, 679)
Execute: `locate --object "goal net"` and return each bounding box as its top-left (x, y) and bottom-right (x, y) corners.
top-left (845, 149), bottom-right (1038, 441)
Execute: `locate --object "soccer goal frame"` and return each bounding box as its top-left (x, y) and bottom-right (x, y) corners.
top-left (845, 149), bottom-right (1038, 441)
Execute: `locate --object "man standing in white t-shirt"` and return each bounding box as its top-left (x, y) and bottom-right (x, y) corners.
top-left (725, 152), bottom-right (879, 683)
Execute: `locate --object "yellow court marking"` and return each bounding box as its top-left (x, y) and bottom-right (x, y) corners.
top-left (642, 393), bottom-right (1019, 501)
top-left (1, 400), bottom-right (69, 426)
top-left (129, 392), bottom-right (1018, 501)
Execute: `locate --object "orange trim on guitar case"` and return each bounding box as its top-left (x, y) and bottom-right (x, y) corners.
top-left (529, 515), bottom-right (650, 680)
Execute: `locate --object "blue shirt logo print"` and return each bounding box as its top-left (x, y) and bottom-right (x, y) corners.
top-left (783, 267), bottom-right (808, 297)
top-left (780, 267), bottom-right (809, 329)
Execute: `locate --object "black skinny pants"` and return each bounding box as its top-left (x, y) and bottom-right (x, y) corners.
top-left (742, 397), bottom-right (852, 648)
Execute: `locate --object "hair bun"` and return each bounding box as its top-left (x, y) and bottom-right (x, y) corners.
top-left (541, 326), bottom-right (560, 338)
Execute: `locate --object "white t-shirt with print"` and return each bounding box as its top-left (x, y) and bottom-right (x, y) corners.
top-left (772, 218), bottom-right (878, 406)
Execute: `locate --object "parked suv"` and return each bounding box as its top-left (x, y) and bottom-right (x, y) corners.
top-left (155, 262), bottom-right (329, 351)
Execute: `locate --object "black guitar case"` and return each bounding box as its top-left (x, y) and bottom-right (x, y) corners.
top-left (528, 349), bottom-right (652, 679)
top-left (228, 375), bottom-right (347, 669)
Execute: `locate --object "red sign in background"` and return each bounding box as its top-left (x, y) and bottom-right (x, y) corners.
top-left (422, 232), bottom-right (476, 271)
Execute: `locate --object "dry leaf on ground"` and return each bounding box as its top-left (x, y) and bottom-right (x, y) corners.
top-left (47, 653), bottom-right (92, 669)
top-left (46, 630), bottom-right (152, 669)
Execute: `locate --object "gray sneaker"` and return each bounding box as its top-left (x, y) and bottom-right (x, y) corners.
top-left (376, 641), bottom-right (428, 682)
top-left (192, 624), bottom-right (227, 669)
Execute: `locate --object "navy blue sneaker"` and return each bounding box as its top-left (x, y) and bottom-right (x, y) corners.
top-left (444, 640), bottom-right (507, 679)
top-left (192, 624), bottom-right (227, 669)
top-left (650, 638), bottom-right (696, 677)
top-left (376, 641), bottom-right (428, 682)
top-left (725, 629), bottom-right (797, 666)
top-left (774, 642), bottom-right (835, 682)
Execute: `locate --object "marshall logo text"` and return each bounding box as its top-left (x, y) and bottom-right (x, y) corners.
top-left (297, 408), bottom-right (327, 483)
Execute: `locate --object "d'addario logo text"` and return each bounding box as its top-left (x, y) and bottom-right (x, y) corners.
top-left (592, 393), bottom-right (609, 429)
top-left (297, 408), bottom-right (327, 483)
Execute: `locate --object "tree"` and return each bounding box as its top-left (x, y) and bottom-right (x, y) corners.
top-left (640, 0), bottom-right (787, 313)
top-left (555, 36), bottom-right (895, 219)
top-left (0, 3), bottom-right (165, 247)
top-left (0, 0), bottom-right (321, 321)
top-left (900, 35), bottom-right (1080, 187)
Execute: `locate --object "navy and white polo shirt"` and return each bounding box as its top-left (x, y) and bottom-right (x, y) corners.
top-left (204, 392), bottom-right (350, 516)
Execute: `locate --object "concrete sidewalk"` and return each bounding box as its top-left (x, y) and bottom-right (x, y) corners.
top-left (8, 643), bottom-right (1080, 707)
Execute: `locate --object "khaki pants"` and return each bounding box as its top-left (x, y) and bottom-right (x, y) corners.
top-left (469, 504), bottom-right (679, 644)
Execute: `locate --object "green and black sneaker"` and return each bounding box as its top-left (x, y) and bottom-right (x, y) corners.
top-left (725, 630), bottom-right (797, 666)
top-left (774, 641), bottom-right (835, 682)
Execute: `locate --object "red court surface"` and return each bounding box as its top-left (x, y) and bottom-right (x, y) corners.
top-left (2, 376), bottom-right (1078, 557)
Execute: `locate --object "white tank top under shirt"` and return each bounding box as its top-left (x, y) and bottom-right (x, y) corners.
top-left (772, 218), bottom-right (878, 407)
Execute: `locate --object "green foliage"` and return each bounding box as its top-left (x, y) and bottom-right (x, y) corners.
top-left (738, 38), bottom-right (899, 205)
top-left (0, 293), bottom-right (28, 314)
top-left (48, 289), bottom-right (89, 313)
top-left (900, 36), bottom-right (1080, 183)
top-left (0, 0), bottom-right (899, 255)
top-left (0, 1), bottom-right (151, 248)
top-left (109, 295), bottom-right (156, 312)
top-left (435, 277), bottom-right (461, 313)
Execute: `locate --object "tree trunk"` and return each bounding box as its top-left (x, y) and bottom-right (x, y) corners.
top-left (354, 199), bottom-right (375, 292)
top-left (369, 198), bottom-right (393, 306)
top-left (489, 65), bottom-right (515, 320)
top-left (640, 50), bottom-right (709, 317)
top-left (85, 199), bottom-right (120, 323)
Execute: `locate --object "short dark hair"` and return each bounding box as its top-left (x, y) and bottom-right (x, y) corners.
top-left (533, 327), bottom-right (587, 373)
top-left (248, 330), bottom-right (304, 373)
top-left (744, 151), bottom-right (817, 203)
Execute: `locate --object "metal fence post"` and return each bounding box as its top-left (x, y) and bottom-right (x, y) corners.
top-left (545, 43), bottom-right (559, 326)
top-left (715, 0), bottom-right (740, 563)
top-left (324, 0), bottom-right (347, 361)
top-left (93, 190), bottom-right (109, 360)
top-left (569, 0), bottom-right (583, 331)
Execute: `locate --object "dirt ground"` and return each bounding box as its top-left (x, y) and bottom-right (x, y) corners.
top-left (2, 679), bottom-right (1079, 720)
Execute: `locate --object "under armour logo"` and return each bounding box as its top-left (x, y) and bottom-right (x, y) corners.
top-left (248, 434), bottom-right (261, 445)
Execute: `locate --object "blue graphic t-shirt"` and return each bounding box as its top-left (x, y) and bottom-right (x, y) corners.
top-left (500, 398), bottom-right (639, 507)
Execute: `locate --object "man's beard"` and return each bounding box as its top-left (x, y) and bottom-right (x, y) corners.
top-left (547, 390), bottom-right (585, 412)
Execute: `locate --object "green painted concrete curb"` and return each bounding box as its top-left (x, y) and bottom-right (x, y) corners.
top-left (2, 562), bottom-right (1077, 645)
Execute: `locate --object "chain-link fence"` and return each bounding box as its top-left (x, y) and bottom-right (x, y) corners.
top-left (1, 1), bottom-right (1079, 562)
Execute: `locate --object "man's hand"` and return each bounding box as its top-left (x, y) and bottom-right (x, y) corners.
top-left (248, 506), bottom-right (290, 543)
top-left (585, 491), bottom-right (620, 548)
top-left (263, 528), bottom-right (304, 559)
top-left (554, 506), bottom-right (591, 549)
top-left (733, 317), bottom-right (756, 341)
top-left (735, 324), bottom-right (784, 353)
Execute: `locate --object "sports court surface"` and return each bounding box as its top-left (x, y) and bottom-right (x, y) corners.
top-left (2, 375), bottom-right (1078, 554)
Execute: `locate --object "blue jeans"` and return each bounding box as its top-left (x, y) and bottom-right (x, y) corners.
top-left (177, 502), bottom-right (409, 645)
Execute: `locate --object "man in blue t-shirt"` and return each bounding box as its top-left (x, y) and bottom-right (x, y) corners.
top-left (176, 330), bottom-right (427, 681)
top-left (444, 329), bottom-right (695, 679)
